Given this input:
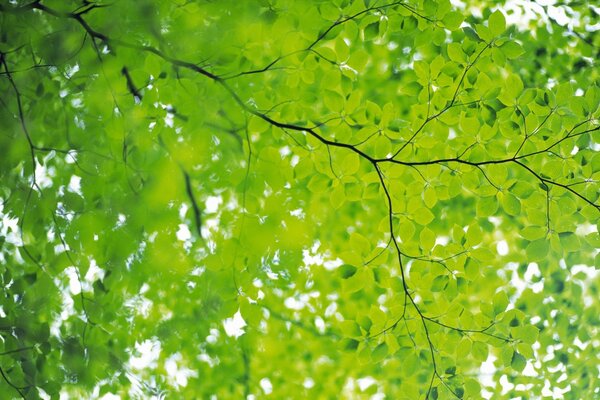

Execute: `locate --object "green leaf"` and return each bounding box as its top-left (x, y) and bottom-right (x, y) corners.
top-left (307, 174), bottom-right (331, 193)
top-left (506, 74), bottom-right (524, 99)
top-left (465, 379), bottom-right (481, 397)
top-left (424, 186), bottom-right (437, 208)
top-left (513, 325), bottom-right (539, 345)
top-left (403, 352), bottom-right (419, 375)
top-left (442, 11), bottom-right (464, 30)
top-left (371, 343), bottom-right (388, 363)
top-left (466, 223), bottom-right (482, 246)
top-left (335, 36), bottom-right (349, 61)
top-left (339, 264), bottom-right (357, 279)
top-left (330, 184), bottom-right (346, 209)
top-left (520, 226), bottom-right (546, 241)
top-left (341, 320), bottom-right (362, 338)
top-left (526, 239), bottom-right (550, 261)
top-left (324, 90), bottom-right (344, 111)
top-left (493, 291), bottom-right (509, 315)
top-left (447, 43), bottom-right (466, 64)
top-left (555, 82), bottom-right (573, 106)
top-left (341, 153), bottom-right (360, 175)
top-left (476, 196), bottom-right (498, 217)
top-left (472, 341), bottom-right (489, 362)
top-left (431, 275), bottom-right (449, 292)
top-left (240, 299), bottom-right (262, 326)
top-left (488, 10), bottom-right (506, 37)
top-left (3, 3), bottom-right (599, 398)
top-left (501, 193), bottom-right (521, 216)
top-left (319, 3), bottom-right (339, 21)
top-left (431, 386), bottom-right (438, 399)
top-left (558, 232), bottom-right (579, 253)
top-left (475, 24), bottom-right (493, 42)
top-left (348, 48), bottom-right (369, 73)
top-left (456, 337), bottom-right (472, 358)
top-left (343, 268), bottom-right (367, 293)
top-left (364, 21), bottom-right (379, 41)
top-left (471, 247), bottom-right (495, 262)
top-left (511, 351), bottom-right (527, 372)
top-left (413, 207), bottom-right (435, 225)
top-left (420, 227), bottom-right (436, 251)
top-left (501, 346), bottom-right (514, 367)
top-left (501, 41), bottom-right (524, 59)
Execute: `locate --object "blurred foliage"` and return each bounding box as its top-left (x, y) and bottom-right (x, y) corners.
top-left (0, 0), bottom-right (599, 398)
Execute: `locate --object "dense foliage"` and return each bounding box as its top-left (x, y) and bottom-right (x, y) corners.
top-left (1, 0), bottom-right (599, 398)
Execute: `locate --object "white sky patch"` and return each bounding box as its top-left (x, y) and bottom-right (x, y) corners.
top-left (522, 361), bottom-right (538, 377)
top-left (129, 339), bottom-right (161, 370)
top-left (164, 110), bottom-right (174, 127)
top-left (502, 0), bottom-right (594, 32)
top-left (547, 4), bottom-right (571, 26)
top-left (505, 262), bottom-right (528, 296)
top-left (499, 375), bottom-right (514, 395)
top-left (570, 145), bottom-right (579, 155)
top-left (65, 267), bottom-right (82, 295)
top-left (116, 213), bottom-right (127, 228)
top-left (64, 150), bottom-right (78, 164)
top-left (99, 394), bottom-right (120, 400)
top-left (542, 379), bottom-right (571, 397)
top-left (302, 249), bottom-right (323, 266)
top-left (84, 258), bottom-right (105, 283)
top-left (571, 264), bottom-right (599, 307)
top-left (176, 224), bottom-right (192, 242)
top-left (435, 235), bottom-right (449, 246)
top-left (524, 262), bottom-right (542, 282)
top-left (284, 296), bottom-right (306, 310)
top-left (502, 0), bottom-right (547, 29)
top-left (0, 210), bottom-right (22, 246)
top-left (279, 146), bottom-right (291, 157)
top-left (67, 175), bottom-right (82, 194)
top-left (49, 281), bottom-right (75, 337)
top-left (314, 316), bottom-right (325, 334)
top-left (290, 154), bottom-right (300, 167)
top-left (204, 196), bottom-right (221, 213)
top-left (496, 240), bottom-right (509, 256)
top-left (65, 63), bottom-right (79, 78)
top-left (260, 378), bottom-right (273, 395)
top-left (124, 289), bottom-right (153, 319)
top-left (324, 302), bottom-right (337, 318)
top-left (74, 115), bottom-right (85, 129)
top-left (70, 97), bottom-right (83, 108)
top-left (480, 354), bottom-right (497, 399)
top-left (165, 353), bottom-right (197, 388)
top-left (290, 208), bottom-right (304, 218)
top-left (357, 376), bottom-right (377, 391)
top-left (576, 223), bottom-right (597, 235)
top-left (206, 328), bottom-right (220, 344)
top-left (324, 258), bottom-right (344, 270)
top-left (179, 203), bottom-right (189, 219)
top-left (35, 161), bottom-right (54, 189)
top-left (223, 310), bottom-right (246, 338)
top-left (303, 378), bottom-right (315, 389)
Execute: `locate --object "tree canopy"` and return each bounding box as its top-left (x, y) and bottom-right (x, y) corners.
top-left (1, 0), bottom-right (599, 398)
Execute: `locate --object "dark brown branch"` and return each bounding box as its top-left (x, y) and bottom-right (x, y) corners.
top-left (182, 170), bottom-right (203, 239)
top-left (121, 66), bottom-right (142, 101)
